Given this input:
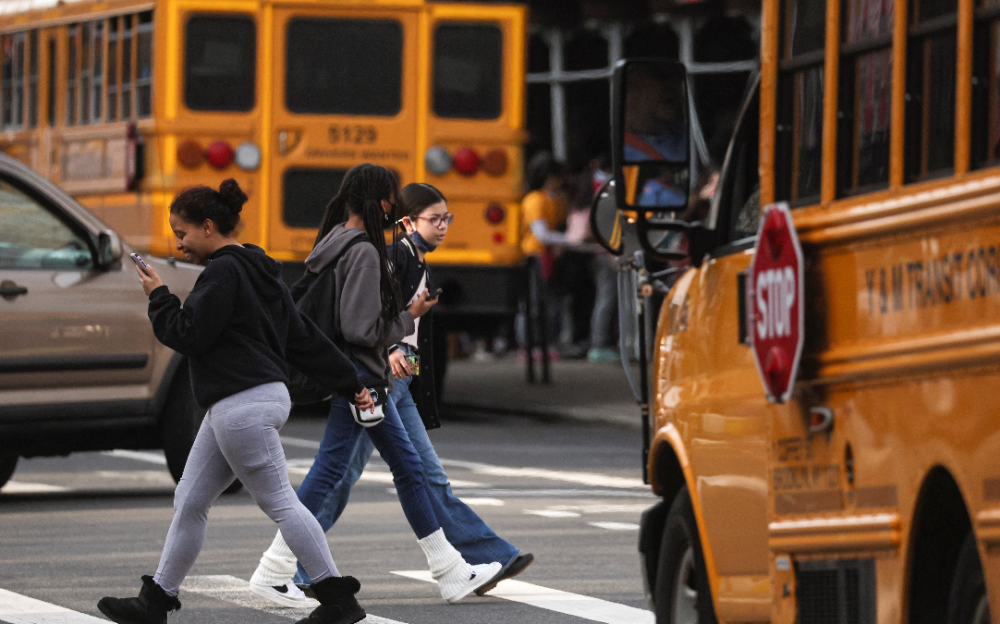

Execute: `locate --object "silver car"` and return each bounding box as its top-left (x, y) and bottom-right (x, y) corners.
top-left (0, 152), bottom-right (205, 490)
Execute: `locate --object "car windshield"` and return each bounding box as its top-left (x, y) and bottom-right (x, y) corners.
top-left (0, 181), bottom-right (93, 270)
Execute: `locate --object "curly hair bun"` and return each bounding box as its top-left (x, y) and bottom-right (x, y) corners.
top-left (218, 178), bottom-right (248, 214)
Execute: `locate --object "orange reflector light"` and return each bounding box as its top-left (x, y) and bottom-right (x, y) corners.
top-left (206, 141), bottom-right (234, 170)
top-left (482, 148), bottom-right (508, 176)
top-left (177, 140), bottom-right (204, 169)
top-left (485, 203), bottom-right (506, 224)
top-left (452, 147), bottom-right (480, 176)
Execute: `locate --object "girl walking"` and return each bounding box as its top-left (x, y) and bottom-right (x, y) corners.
top-left (98, 179), bottom-right (373, 624)
top-left (251, 183), bottom-right (532, 606)
top-left (249, 165), bottom-right (500, 606)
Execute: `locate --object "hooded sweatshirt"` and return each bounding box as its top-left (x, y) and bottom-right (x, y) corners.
top-left (305, 225), bottom-right (414, 390)
top-left (147, 243), bottom-right (362, 407)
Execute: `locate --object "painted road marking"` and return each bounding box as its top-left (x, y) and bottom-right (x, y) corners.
top-left (589, 522), bottom-right (641, 531)
top-left (280, 436), bottom-right (646, 490)
top-left (102, 449), bottom-right (167, 465)
top-left (182, 575), bottom-right (408, 624)
top-left (459, 497), bottom-right (505, 506)
top-left (524, 509), bottom-right (581, 518)
top-left (0, 587), bottom-right (105, 623)
top-left (392, 571), bottom-right (654, 624)
top-left (451, 488), bottom-right (656, 499)
top-left (0, 481), bottom-right (69, 494)
top-left (285, 458), bottom-right (487, 489)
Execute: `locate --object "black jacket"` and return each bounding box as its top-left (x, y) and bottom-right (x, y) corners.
top-left (147, 244), bottom-right (362, 408)
top-left (387, 238), bottom-right (440, 430)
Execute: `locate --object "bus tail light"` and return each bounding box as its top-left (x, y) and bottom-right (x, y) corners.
top-left (234, 142), bottom-right (262, 171)
top-left (485, 202), bottom-right (505, 224)
top-left (482, 148), bottom-right (508, 176)
top-left (426, 146), bottom-right (452, 176)
top-left (206, 141), bottom-right (234, 169)
top-left (177, 140), bottom-right (204, 169)
top-left (452, 147), bottom-right (480, 176)
top-left (492, 232), bottom-right (505, 244)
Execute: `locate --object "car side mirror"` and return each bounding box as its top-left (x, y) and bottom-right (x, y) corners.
top-left (612, 58), bottom-right (691, 220)
top-left (97, 230), bottom-right (123, 268)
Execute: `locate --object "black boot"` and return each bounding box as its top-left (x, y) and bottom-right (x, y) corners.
top-left (294, 576), bottom-right (365, 624)
top-left (97, 575), bottom-right (181, 624)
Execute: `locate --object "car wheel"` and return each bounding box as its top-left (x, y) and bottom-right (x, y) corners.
top-left (654, 487), bottom-right (718, 624)
top-left (0, 454), bottom-right (18, 490)
top-left (160, 366), bottom-right (242, 494)
top-left (947, 533), bottom-right (992, 624)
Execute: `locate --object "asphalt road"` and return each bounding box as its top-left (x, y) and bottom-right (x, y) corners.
top-left (0, 409), bottom-right (656, 624)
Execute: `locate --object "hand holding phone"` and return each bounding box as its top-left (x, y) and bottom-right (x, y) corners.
top-left (426, 287), bottom-right (443, 300)
top-left (130, 252), bottom-right (150, 275)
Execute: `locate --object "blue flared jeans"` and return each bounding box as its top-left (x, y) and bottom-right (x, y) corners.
top-left (293, 349), bottom-right (518, 584)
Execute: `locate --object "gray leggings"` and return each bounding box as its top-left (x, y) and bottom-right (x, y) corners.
top-left (153, 382), bottom-right (337, 595)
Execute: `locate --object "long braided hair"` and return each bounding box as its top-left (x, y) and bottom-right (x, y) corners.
top-left (315, 164), bottom-right (402, 337)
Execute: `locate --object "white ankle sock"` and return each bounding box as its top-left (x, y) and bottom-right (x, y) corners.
top-left (249, 531), bottom-right (298, 586)
top-left (416, 528), bottom-right (473, 600)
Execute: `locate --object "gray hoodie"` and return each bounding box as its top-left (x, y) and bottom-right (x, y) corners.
top-left (305, 225), bottom-right (414, 390)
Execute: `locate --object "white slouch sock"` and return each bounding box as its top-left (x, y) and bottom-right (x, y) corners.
top-left (416, 528), bottom-right (473, 600)
top-left (250, 531), bottom-right (299, 586)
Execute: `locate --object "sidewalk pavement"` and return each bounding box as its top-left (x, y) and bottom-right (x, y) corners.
top-left (440, 354), bottom-right (642, 429)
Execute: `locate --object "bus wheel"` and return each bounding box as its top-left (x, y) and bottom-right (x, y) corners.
top-left (947, 533), bottom-right (991, 624)
top-left (655, 487), bottom-right (718, 624)
top-left (0, 454), bottom-right (18, 490)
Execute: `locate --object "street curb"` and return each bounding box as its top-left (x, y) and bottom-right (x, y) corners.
top-left (440, 401), bottom-right (642, 430)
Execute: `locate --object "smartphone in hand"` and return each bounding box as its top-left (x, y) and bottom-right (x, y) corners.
top-left (130, 252), bottom-right (151, 275)
top-left (427, 287), bottom-right (443, 300)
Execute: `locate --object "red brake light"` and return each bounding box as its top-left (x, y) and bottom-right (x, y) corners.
top-left (452, 147), bottom-right (480, 176)
top-left (485, 203), bottom-right (506, 224)
top-left (177, 140), bottom-right (204, 169)
top-left (206, 141), bottom-right (234, 169)
top-left (482, 148), bottom-right (508, 176)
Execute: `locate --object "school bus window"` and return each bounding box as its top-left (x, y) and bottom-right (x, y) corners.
top-left (1, 32), bottom-right (25, 130)
top-left (184, 14), bottom-right (256, 112)
top-left (836, 0), bottom-right (893, 196)
top-left (286, 19), bottom-right (402, 116)
top-left (108, 18), bottom-right (119, 121)
top-left (46, 35), bottom-right (55, 126)
top-left (971, 0), bottom-right (1000, 170)
top-left (137, 12), bottom-right (153, 118)
top-left (719, 81), bottom-right (760, 243)
top-left (775, 0), bottom-right (825, 205)
top-left (904, 0), bottom-right (957, 182)
top-left (82, 20), bottom-right (105, 124)
top-left (27, 30), bottom-right (38, 128)
top-left (282, 168), bottom-right (348, 229)
top-left (433, 23), bottom-right (503, 120)
top-left (67, 24), bottom-right (77, 125)
top-left (121, 15), bottom-right (132, 118)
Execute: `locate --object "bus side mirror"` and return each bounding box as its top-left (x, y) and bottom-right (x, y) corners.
top-left (589, 179), bottom-right (626, 256)
top-left (612, 59), bottom-right (691, 222)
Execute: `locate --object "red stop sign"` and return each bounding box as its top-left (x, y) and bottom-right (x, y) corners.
top-left (749, 202), bottom-right (804, 403)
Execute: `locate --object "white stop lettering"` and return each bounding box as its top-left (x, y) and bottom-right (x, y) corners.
top-left (755, 266), bottom-right (796, 340)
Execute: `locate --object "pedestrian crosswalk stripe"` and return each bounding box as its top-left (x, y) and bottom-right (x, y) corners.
top-left (102, 449), bottom-right (167, 465)
top-left (588, 522), bottom-right (641, 530)
top-left (0, 587), bottom-right (105, 623)
top-left (0, 481), bottom-right (68, 494)
top-left (391, 570), bottom-right (655, 624)
top-left (182, 575), bottom-right (408, 624)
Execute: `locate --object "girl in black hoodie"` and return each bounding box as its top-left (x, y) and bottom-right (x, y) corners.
top-left (98, 180), bottom-right (372, 624)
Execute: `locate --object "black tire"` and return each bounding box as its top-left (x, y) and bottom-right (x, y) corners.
top-left (654, 487), bottom-right (719, 624)
top-left (947, 533), bottom-right (992, 624)
top-left (0, 454), bottom-right (18, 490)
top-left (160, 367), bottom-right (243, 494)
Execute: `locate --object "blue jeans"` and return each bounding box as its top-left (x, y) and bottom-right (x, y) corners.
top-left (294, 350), bottom-right (518, 584)
top-left (294, 362), bottom-right (440, 584)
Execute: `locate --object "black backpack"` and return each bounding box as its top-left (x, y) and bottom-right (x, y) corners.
top-left (286, 235), bottom-right (367, 405)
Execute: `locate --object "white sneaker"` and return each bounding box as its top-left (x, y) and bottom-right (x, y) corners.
top-left (443, 562), bottom-right (502, 604)
top-left (249, 581), bottom-right (319, 608)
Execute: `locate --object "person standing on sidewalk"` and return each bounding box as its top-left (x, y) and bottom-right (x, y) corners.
top-left (248, 165), bottom-right (501, 607)
top-left (98, 179), bottom-right (374, 624)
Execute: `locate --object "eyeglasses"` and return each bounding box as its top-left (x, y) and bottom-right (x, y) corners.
top-left (415, 214), bottom-right (454, 228)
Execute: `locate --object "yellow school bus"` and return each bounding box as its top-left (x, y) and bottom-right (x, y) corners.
top-left (0, 0), bottom-right (526, 322)
top-left (592, 0), bottom-right (1000, 622)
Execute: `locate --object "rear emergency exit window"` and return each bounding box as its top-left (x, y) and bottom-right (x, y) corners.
top-left (286, 19), bottom-right (402, 116)
top-left (184, 15), bottom-right (256, 111)
top-left (283, 168), bottom-right (348, 229)
top-left (433, 23), bottom-right (502, 120)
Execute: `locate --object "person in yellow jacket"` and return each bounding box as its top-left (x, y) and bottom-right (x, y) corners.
top-left (520, 152), bottom-right (567, 258)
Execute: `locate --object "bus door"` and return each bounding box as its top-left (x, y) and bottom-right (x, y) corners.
top-left (418, 3), bottom-right (525, 316)
top-left (268, 5), bottom-right (420, 259)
